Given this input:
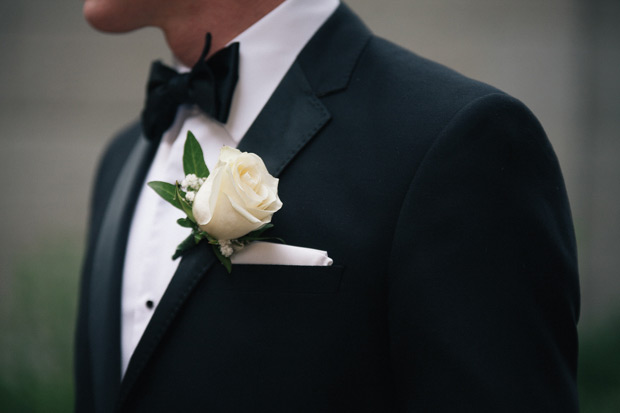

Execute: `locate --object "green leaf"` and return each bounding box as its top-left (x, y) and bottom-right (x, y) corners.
top-left (193, 231), bottom-right (207, 244)
top-left (172, 234), bottom-right (197, 260)
top-left (176, 184), bottom-right (195, 222)
top-left (176, 218), bottom-right (194, 228)
top-left (148, 181), bottom-right (182, 210)
top-left (212, 244), bottom-right (232, 274)
top-left (183, 131), bottom-right (210, 178)
top-left (204, 233), bottom-right (218, 244)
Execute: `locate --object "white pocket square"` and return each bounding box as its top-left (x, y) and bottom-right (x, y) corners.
top-left (231, 242), bottom-right (333, 266)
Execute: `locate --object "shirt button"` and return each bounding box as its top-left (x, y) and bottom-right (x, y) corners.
top-left (145, 300), bottom-right (154, 309)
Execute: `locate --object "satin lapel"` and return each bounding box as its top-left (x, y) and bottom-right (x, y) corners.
top-left (117, 242), bottom-right (217, 407)
top-left (237, 3), bottom-right (372, 176)
top-left (117, 4), bottom-right (372, 406)
top-left (117, 60), bottom-right (329, 408)
top-left (236, 61), bottom-right (330, 177)
top-left (88, 135), bottom-right (156, 413)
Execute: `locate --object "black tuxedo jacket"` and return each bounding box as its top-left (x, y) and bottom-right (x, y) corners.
top-left (75, 4), bottom-right (579, 412)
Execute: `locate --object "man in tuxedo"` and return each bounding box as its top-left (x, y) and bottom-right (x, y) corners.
top-left (75, 0), bottom-right (580, 411)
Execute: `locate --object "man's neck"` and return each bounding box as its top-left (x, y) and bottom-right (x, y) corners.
top-left (160, 0), bottom-right (286, 66)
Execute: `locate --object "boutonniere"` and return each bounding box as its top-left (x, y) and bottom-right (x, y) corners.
top-left (148, 131), bottom-right (283, 273)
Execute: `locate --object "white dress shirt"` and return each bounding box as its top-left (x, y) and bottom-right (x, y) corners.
top-left (121, 0), bottom-right (339, 377)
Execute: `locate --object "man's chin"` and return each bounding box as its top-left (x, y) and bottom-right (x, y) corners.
top-left (82, 1), bottom-right (144, 33)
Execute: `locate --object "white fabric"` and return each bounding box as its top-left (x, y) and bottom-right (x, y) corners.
top-left (121, 0), bottom-right (339, 377)
top-left (232, 242), bottom-right (333, 266)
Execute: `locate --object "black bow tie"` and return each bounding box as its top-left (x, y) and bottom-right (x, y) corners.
top-left (141, 33), bottom-right (239, 141)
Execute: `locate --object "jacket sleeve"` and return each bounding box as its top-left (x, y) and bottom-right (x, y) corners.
top-left (74, 122), bottom-right (142, 412)
top-left (387, 93), bottom-right (580, 412)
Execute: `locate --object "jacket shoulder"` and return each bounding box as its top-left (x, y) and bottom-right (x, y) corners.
top-left (360, 35), bottom-right (502, 112)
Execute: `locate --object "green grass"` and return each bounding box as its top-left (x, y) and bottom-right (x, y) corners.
top-left (578, 315), bottom-right (620, 413)
top-left (0, 238), bottom-right (82, 413)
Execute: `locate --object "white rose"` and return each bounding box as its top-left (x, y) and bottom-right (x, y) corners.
top-left (192, 146), bottom-right (283, 241)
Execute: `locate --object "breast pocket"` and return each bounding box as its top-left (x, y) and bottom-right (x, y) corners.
top-left (204, 264), bottom-right (345, 294)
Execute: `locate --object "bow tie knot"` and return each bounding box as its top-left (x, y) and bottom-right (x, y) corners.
top-left (141, 33), bottom-right (239, 141)
top-left (167, 72), bottom-right (192, 101)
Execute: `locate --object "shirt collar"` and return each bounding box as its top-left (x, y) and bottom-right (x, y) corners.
top-left (175, 0), bottom-right (339, 144)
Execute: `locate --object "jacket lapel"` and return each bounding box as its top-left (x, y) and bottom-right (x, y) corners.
top-left (236, 61), bottom-right (331, 177)
top-left (88, 134), bottom-right (156, 413)
top-left (117, 57), bottom-right (332, 409)
top-left (116, 3), bottom-right (371, 407)
top-left (237, 3), bottom-right (372, 176)
top-left (117, 241), bottom-right (218, 407)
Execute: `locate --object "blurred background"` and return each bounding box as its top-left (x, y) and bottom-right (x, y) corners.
top-left (1, 0), bottom-right (618, 411)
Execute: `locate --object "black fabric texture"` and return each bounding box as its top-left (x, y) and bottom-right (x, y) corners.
top-left (75, 4), bottom-right (579, 412)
